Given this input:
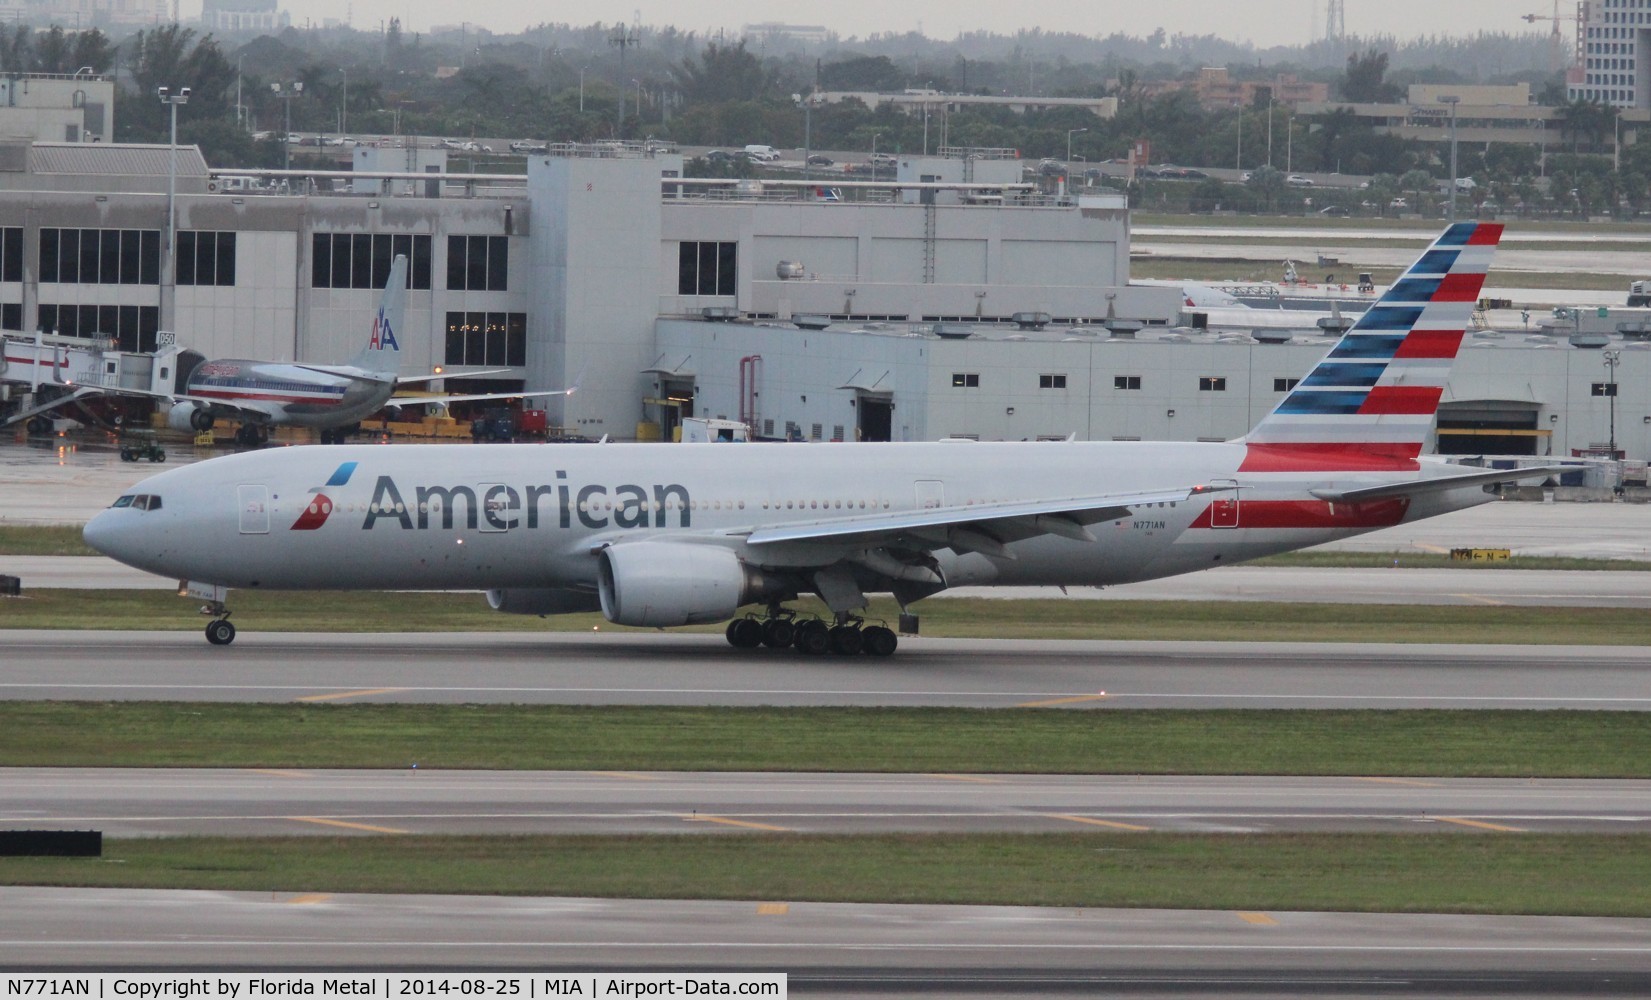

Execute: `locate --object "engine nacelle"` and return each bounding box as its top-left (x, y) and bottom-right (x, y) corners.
top-left (597, 542), bottom-right (764, 627)
top-left (166, 401), bottom-right (215, 432)
top-left (485, 588), bottom-right (603, 616)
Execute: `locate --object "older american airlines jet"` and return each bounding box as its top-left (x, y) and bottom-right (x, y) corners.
top-left (85, 223), bottom-right (1556, 653)
top-left (135, 256), bottom-right (563, 446)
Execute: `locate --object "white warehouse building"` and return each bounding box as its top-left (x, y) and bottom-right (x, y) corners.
top-left (0, 140), bottom-right (1646, 466)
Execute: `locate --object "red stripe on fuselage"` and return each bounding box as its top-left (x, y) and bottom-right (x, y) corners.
top-left (290, 494), bottom-right (334, 530)
top-left (1359, 386), bottom-right (1443, 415)
top-left (1189, 497), bottom-right (1411, 530)
top-left (1239, 443), bottom-right (1422, 473)
top-left (190, 389), bottom-right (346, 406)
top-left (1433, 272), bottom-right (1487, 302)
top-left (1392, 329), bottom-right (1464, 359)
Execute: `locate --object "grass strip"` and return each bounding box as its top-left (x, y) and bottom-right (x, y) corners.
top-left (1251, 550), bottom-right (1651, 571)
top-left (5, 832), bottom-right (1650, 916)
top-left (2, 704), bottom-right (1648, 776)
top-left (0, 525), bottom-right (96, 556)
top-left (8, 590), bottom-right (1651, 644)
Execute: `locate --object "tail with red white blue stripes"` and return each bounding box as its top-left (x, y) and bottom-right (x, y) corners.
top-left (1241, 222), bottom-right (1502, 472)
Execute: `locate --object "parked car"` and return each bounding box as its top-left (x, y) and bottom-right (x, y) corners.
top-left (1319, 205), bottom-right (1351, 217)
top-left (1286, 174), bottom-right (1314, 187)
top-left (870, 152), bottom-right (897, 166)
top-left (806, 154), bottom-right (833, 166)
top-left (510, 140), bottom-right (549, 154)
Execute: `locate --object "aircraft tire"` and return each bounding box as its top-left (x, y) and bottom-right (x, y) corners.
top-left (761, 618), bottom-right (796, 648)
top-left (794, 620), bottom-right (830, 655)
top-left (205, 620), bottom-right (236, 646)
top-left (726, 618), bottom-right (764, 649)
top-left (828, 625), bottom-right (863, 656)
top-left (862, 625), bottom-right (898, 656)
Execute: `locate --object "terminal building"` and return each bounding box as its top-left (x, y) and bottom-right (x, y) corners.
top-left (0, 138), bottom-right (1645, 467)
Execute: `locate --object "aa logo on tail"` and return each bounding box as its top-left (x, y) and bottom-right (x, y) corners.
top-left (370, 311), bottom-right (400, 352)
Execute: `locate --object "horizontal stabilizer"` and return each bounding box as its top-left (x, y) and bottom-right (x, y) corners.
top-left (1310, 466), bottom-right (1571, 503)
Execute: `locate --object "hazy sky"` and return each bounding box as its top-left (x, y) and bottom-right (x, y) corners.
top-left (283, 0), bottom-right (1547, 45)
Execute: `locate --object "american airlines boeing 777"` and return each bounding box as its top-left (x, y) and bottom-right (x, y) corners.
top-left (85, 223), bottom-right (1556, 653)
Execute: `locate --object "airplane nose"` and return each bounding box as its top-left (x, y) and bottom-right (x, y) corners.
top-left (82, 509), bottom-right (131, 562)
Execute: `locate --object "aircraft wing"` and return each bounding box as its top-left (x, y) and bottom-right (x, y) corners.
top-left (743, 484), bottom-right (1228, 555)
top-left (1309, 466), bottom-right (1572, 503)
top-left (71, 384), bottom-right (285, 425)
top-left (395, 367), bottom-right (514, 385)
top-left (394, 386), bottom-right (580, 407)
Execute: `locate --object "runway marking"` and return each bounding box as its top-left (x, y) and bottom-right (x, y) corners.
top-left (1413, 543), bottom-right (1452, 555)
top-left (1017, 692), bottom-right (1110, 708)
top-left (1356, 777), bottom-right (1444, 788)
top-left (1434, 816), bottom-right (1526, 833)
top-left (925, 774), bottom-right (1007, 784)
top-left (285, 893), bottom-right (331, 905)
top-left (288, 816), bottom-right (409, 834)
top-left (1044, 813), bottom-right (1152, 832)
top-left (1237, 912), bottom-right (1279, 926)
top-left (587, 771), bottom-right (663, 781)
top-left (295, 688), bottom-right (406, 702)
top-left (1451, 594), bottom-right (1507, 607)
top-left (249, 769), bottom-right (313, 779)
top-left (681, 814), bottom-right (793, 832)
top-left (756, 903), bottom-right (789, 916)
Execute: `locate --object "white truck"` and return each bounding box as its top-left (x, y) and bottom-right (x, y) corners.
top-left (743, 144), bottom-right (780, 162)
top-left (679, 416), bottom-right (751, 443)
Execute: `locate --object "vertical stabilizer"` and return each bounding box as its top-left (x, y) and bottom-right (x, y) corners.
top-left (346, 254), bottom-right (408, 375)
top-left (1241, 222), bottom-right (1502, 471)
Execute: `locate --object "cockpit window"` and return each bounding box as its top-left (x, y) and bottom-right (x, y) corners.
top-left (111, 495), bottom-right (134, 508)
top-left (114, 494), bottom-right (163, 511)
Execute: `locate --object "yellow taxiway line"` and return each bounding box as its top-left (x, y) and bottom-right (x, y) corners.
top-left (288, 816), bottom-right (409, 834)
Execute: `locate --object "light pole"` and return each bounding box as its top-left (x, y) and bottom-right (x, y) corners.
top-left (870, 131), bottom-right (882, 181)
top-left (272, 81), bottom-right (301, 171)
top-left (1605, 348), bottom-right (1622, 460)
top-left (1066, 127), bottom-right (1087, 167)
top-left (633, 78), bottom-right (642, 127)
top-left (1286, 114), bottom-right (1294, 175)
top-left (1441, 95), bottom-right (1461, 222)
top-left (159, 85), bottom-right (188, 334)
top-left (339, 67), bottom-right (348, 137)
top-left (922, 83), bottom-right (931, 156)
top-left (578, 67), bottom-right (586, 112)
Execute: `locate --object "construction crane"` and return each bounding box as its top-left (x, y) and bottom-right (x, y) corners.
top-left (1523, 0), bottom-right (1582, 75)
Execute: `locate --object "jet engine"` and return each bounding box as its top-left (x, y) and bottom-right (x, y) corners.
top-left (485, 588), bottom-right (603, 616)
top-left (166, 401), bottom-right (215, 432)
top-left (597, 542), bottom-right (768, 627)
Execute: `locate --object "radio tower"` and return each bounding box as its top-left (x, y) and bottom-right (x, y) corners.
top-left (1326, 0), bottom-right (1347, 42)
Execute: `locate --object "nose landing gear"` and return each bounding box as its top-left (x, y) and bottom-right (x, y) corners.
top-left (198, 597), bottom-right (236, 645)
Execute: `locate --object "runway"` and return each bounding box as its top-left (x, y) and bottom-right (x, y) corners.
top-left (5, 631), bottom-right (1651, 708)
top-left (4, 768), bottom-right (1647, 836)
top-left (9, 887), bottom-right (1651, 995)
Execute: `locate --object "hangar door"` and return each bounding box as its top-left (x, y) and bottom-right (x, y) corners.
top-left (1435, 400), bottom-right (1545, 457)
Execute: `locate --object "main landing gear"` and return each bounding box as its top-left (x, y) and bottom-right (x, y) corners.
top-left (724, 608), bottom-right (898, 657)
top-left (200, 598), bottom-right (236, 646)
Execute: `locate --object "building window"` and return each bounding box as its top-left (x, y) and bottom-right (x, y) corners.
top-left (1114, 375), bottom-right (1142, 390)
top-left (1274, 377), bottom-right (1300, 392)
top-left (951, 372), bottom-right (980, 387)
top-left (445, 311), bottom-right (527, 367)
top-left (1039, 373), bottom-right (1068, 389)
top-left (311, 233), bottom-right (432, 289)
top-left (38, 228), bottom-right (160, 285)
top-left (677, 241), bottom-right (737, 296)
top-left (1, 227), bottom-right (20, 283)
top-left (1200, 376), bottom-right (1228, 391)
top-left (36, 304), bottom-right (158, 352)
top-left (1592, 382), bottom-right (1619, 396)
top-left (1, 303), bottom-right (18, 330)
top-left (177, 231), bottom-right (237, 286)
top-left (446, 235), bottom-right (508, 292)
